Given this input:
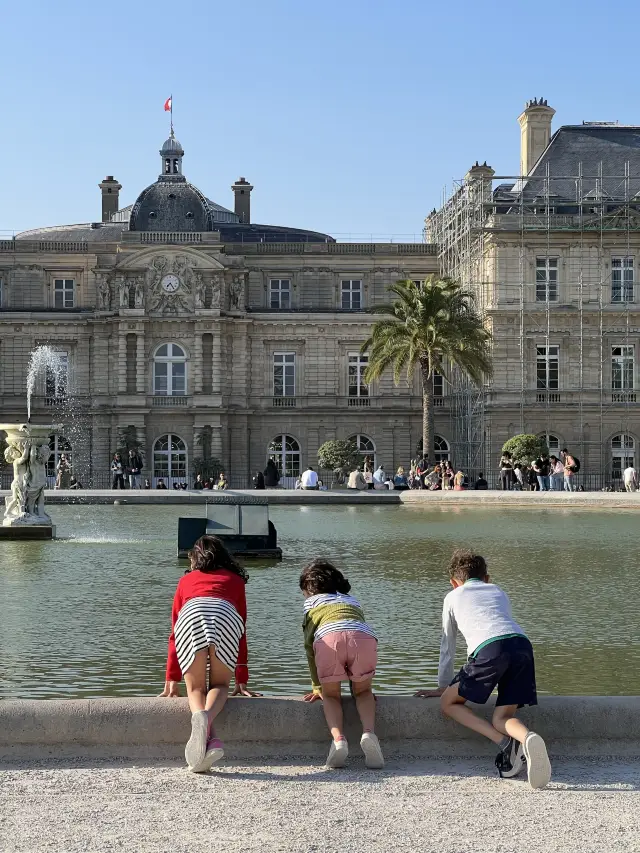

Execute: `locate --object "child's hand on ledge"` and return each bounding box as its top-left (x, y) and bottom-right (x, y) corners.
top-left (158, 681), bottom-right (181, 698)
top-left (414, 688), bottom-right (445, 698)
top-left (231, 683), bottom-right (263, 698)
top-left (302, 691), bottom-right (322, 703)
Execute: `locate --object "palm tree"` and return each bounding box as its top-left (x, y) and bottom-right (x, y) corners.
top-left (362, 277), bottom-right (493, 462)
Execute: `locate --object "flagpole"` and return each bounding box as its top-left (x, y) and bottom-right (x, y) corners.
top-left (170, 94), bottom-right (174, 137)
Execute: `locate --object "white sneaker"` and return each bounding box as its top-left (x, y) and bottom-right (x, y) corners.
top-left (360, 733), bottom-right (384, 769)
top-left (523, 732), bottom-right (551, 789)
top-left (325, 739), bottom-right (349, 769)
top-left (185, 710), bottom-right (209, 770)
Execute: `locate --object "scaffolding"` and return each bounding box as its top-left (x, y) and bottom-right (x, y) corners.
top-left (426, 161), bottom-right (640, 486)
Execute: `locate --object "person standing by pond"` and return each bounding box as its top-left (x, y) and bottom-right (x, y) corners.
top-left (160, 535), bottom-right (261, 771)
top-left (499, 452), bottom-right (513, 491)
top-left (561, 448), bottom-right (578, 492)
top-left (623, 462), bottom-right (638, 492)
top-left (55, 453), bottom-right (72, 489)
top-left (300, 559), bottom-right (384, 770)
top-left (263, 458), bottom-right (280, 488)
top-left (415, 549), bottom-right (551, 790)
top-left (127, 448), bottom-right (143, 489)
top-left (111, 453), bottom-right (125, 489)
top-left (550, 455), bottom-right (564, 491)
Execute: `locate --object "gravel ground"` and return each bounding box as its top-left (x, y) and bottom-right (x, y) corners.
top-left (2, 755), bottom-right (639, 853)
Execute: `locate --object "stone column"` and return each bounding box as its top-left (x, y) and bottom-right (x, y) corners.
top-left (136, 332), bottom-right (146, 393)
top-left (194, 333), bottom-right (203, 394)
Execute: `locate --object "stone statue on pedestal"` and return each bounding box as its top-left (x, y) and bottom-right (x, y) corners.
top-left (2, 425), bottom-right (58, 526)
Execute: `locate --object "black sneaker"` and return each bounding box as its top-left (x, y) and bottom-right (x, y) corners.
top-left (495, 737), bottom-right (526, 779)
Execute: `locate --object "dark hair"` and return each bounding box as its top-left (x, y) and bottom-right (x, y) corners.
top-left (299, 559), bottom-right (351, 596)
top-left (187, 535), bottom-right (248, 583)
top-left (449, 549), bottom-right (488, 582)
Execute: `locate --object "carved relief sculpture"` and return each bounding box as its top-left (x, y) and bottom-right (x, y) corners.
top-left (134, 276), bottom-right (145, 308)
top-left (194, 272), bottom-right (206, 308)
top-left (96, 272), bottom-right (112, 309)
top-left (229, 272), bottom-right (245, 309)
top-left (210, 274), bottom-right (222, 308)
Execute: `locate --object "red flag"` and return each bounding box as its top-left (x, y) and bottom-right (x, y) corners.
top-left (164, 97), bottom-right (172, 112)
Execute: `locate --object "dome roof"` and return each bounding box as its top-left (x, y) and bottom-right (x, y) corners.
top-left (160, 135), bottom-right (184, 155)
top-left (129, 180), bottom-right (217, 232)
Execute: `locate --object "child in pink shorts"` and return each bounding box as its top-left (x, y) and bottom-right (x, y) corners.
top-left (300, 559), bottom-right (384, 769)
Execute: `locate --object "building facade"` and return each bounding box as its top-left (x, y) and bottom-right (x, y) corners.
top-left (0, 133), bottom-right (439, 486)
top-left (427, 100), bottom-right (640, 485)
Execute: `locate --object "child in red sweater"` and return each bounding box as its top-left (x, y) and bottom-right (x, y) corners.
top-left (160, 535), bottom-right (261, 771)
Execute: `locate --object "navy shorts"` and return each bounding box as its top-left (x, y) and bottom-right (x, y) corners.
top-left (451, 635), bottom-right (538, 707)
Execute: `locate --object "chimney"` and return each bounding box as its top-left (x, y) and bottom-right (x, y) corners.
top-left (518, 98), bottom-right (555, 176)
top-left (98, 176), bottom-right (122, 222)
top-left (231, 177), bottom-right (253, 224)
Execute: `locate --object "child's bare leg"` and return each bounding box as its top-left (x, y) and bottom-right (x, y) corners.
top-left (183, 648), bottom-right (209, 713)
top-left (320, 682), bottom-right (345, 740)
top-left (441, 684), bottom-right (503, 745)
top-left (492, 704), bottom-right (529, 744)
top-left (205, 647), bottom-right (233, 735)
top-left (352, 679), bottom-right (375, 733)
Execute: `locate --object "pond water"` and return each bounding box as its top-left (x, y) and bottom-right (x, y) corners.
top-left (1, 503), bottom-right (638, 699)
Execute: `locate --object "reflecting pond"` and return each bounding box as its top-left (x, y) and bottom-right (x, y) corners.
top-left (1, 503), bottom-right (638, 698)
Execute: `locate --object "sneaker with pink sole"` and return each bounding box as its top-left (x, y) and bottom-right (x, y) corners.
top-left (191, 738), bottom-right (225, 773)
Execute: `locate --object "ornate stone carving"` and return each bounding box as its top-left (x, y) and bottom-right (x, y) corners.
top-left (117, 275), bottom-right (129, 308)
top-left (96, 272), bottom-right (112, 309)
top-left (1, 424), bottom-right (61, 526)
top-left (134, 276), bottom-right (145, 308)
top-left (210, 274), bottom-right (222, 308)
top-left (194, 272), bottom-right (206, 308)
top-left (229, 272), bottom-right (245, 310)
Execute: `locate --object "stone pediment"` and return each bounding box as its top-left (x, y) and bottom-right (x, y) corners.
top-left (115, 246), bottom-right (225, 272)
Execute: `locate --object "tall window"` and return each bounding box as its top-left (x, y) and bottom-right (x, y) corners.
top-left (153, 434), bottom-right (187, 485)
top-left (433, 372), bottom-right (444, 397)
top-left (611, 434), bottom-right (635, 480)
top-left (341, 280), bottom-right (362, 310)
top-left (153, 343), bottom-right (187, 396)
top-left (268, 434), bottom-right (301, 477)
top-left (612, 346), bottom-right (634, 389)
top-left (611, 257), bottom-right (634, 303)
top-left (45, 351), bottom-right (69, 399)
top-left (348, 433), bottom-right (376, 467)
top-left (536, 345), bottom-right (559, 389)
top-left (54, 279), bottom-right (75, 309)
top-left (273, 352), bottom-right (295, 397)
top-left (270, 279), bottom-right (291, 309)
top-left (434, 435), bottom-right (450, 462)
top-left (0, 277), bottom-right (3, 308)
top-left (348, 353), bottom-right (369, 399)
top-left (536, 257), bottom-right (558, 302)
top-left (46, 434), bottom-right (72, 478)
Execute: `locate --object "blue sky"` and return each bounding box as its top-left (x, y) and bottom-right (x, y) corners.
top-left (2, 0), bottom-right (639, 238)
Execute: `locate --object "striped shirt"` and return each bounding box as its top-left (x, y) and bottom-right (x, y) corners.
top-left (302, 592), bottom-right (377, 690)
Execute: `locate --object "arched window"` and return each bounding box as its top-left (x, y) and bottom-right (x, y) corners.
top-left (434, 435), bottom-right (450, 462)
top-left (47, 434), bottom-right (72, 478)
top-left (153, 434), bottom-right (187, 486)
top-left (541, 433), bottom-right (560, 456)
top-left (153, 343), bottom-right (187, 396)
top-left (165, 158), bottom-right (171, 175)
top-left (348, 433), bottom-right (376, 467)
top-left (268, 434), bottom-right (301, 477)
top-left (611, 434), bottom-right (635, 480)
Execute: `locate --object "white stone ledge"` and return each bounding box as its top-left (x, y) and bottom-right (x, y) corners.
top-left (2, 697), bottom-right (639, 759)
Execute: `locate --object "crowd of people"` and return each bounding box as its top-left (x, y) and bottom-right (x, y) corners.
top-left (498, 448), bottom-right (580, 492)
top-left (160, 534), bottom-right (551, 790)
top-left (346, 458), bottom-right (471, 491)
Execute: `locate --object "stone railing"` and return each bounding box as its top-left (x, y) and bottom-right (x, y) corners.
top-left (225, 242), bottom-right (438, 255)
top-left (151, 395), bottom-right (189, 407)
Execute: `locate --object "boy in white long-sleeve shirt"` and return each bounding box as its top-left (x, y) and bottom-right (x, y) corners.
top-left (415, 549), bottom-right (551, 789)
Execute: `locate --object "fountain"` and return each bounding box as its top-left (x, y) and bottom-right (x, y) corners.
top-left (0, 346), bottom-right (67, 540)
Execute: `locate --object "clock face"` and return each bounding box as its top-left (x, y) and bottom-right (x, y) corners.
top-left (161, 274), bottom-right (180, 293)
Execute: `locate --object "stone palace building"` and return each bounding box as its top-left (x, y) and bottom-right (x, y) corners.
top-left (0, 132), bottom-right (438, 486)
top-left (427, 99), bottom-right (640, 484)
